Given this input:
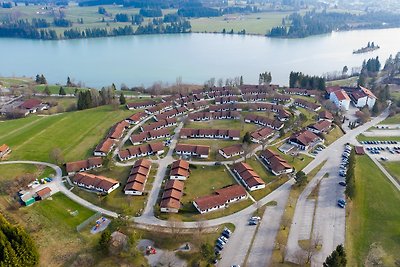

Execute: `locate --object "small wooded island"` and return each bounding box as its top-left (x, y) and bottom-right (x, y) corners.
top-left (353, 42), bottom-right (380, 54)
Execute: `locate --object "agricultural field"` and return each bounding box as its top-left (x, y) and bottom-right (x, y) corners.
top-left (0, 105), bottom-right (133, 163)
top-left (326, 76), bottom-right (358, 87)
top-left (382, 161), bottom-right (400, 183)
top-left (346, 155), bottom-right (400, 266)
top-left (190, 12), bottom-right (289, 35)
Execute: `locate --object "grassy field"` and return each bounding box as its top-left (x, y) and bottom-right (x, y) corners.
top-left (72, 164), bottom-right (157, 216)
top-left (356, 134), bottom-right (400, 142)
top-left (0, 105), bottom-right (133, 162)
top-left (326, 76), bottom-right (358, 87)
top-left (324, 125), bottom-right (344, 145)
top-left (190, 12), bottom-right (290, 35)
top-left (267, 146), bottom-right (313, 172)
top-left (346, 155), bottom-right (400, 266)
top-left (380, 113), bottom-right (400, 124)
top-left (178, 139), bottom-right (242, 161)
top-left (382, 161), bottom-right (400, 183)
top-left (185, 119), bottom-right (258, 137)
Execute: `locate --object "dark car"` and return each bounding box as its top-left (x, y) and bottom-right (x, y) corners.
top-left (339, 181), bottom-right (346, 186)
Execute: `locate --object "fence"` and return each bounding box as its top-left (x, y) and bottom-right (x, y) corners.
top-left (76, 211), bottom-right (102, 232)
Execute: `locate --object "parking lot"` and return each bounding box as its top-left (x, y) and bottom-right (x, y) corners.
top-left (359, 140), bottom-right (400, 161)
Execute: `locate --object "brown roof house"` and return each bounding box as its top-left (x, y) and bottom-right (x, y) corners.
top-left (306, 120), bottom-right (332, 134)
top-left (219, 144), bottom-right (244, 159)
top-left (73, 173), bottom-right (120, 194)
top-left (318, 110), bottom-right (333, 122)
top-left (94, 138), bottom-right (115, 157)
top-left (0, 144), bottom-right (11, 159)
top-left (288, 129), bottom-right (323, 150)
top-left (65, 157), bottom-right (103, 175)
top-left (160, 179), bottom-right (184, 213)
top-left (260, 149), bottom-right (293, 176)
top-left (175, 144), bottom-right (210, 159)
top-left (231, 162), bottom-right (265, 191)
top-left (193, 185), bottom-right (247, 214)
top-left (250, 128), bottom-right (275, 143)
top-left (35, 187), bottom-right (52, 200)
top-left (124, 159), bottom-right (152, 195)
top-left (170, 160), bottom-right (190, 180)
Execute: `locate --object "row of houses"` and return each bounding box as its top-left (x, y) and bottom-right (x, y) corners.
top-left (215, 96), bottom-right (239, 104)
top-left (160, 179), bottom-right (184, 213)
top-left (65, 157), bottom-right (103, 175)
top-left (93, 119), bottom-right (131, 157)
top-left (293, 99), bottom-right (321, 112)
top-left (154, 107), bottom-right (187, 121)
top-left (240, 84), bottom-right (276, 95)
top-left (72, 172), bottom-right (120, 194)
top-left (193, 184), bottom-right (247, 214)
top-left (0, 98), bottom-right (49, 117)
top-left (160, 160), bottom-right (190, 213)
top-left (282, 88), bottom-right (319, 97)
top-left (260, 149), bottom-right (293, 176)
top-left (130, 128), bottom-right (171, 145)
top-left (179, 128), bottom-right (240, 140)
top-left (232, 162), bottom-right (265, 191)
top-left (125, 112), bottom-right (148, 125)
top-left (188, 111), bottom-right (240, 121)
top-left (170, 159), bottom-right (190, 180)
top-left (250, 127), bottom-right (275, 143)
top-left (126, 100), bottom-right (156, 110)
top-left (118, 142), bottom-right (165, 161)
top-left (124, 159), bottom-right (152, 195)
top-left (175, 144), bottom-right (210, 158)
top-left (219, 144), bottom-right (244, 159)
top-left (145, 101), bottom-right (174, 115)
top-left (141, 118), bottom-right (177, 132)
top-left (244, 114), bottom-right (284, 130)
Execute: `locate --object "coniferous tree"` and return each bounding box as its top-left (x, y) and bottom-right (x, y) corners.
top-left (43, 85), bottom-right (51, 95)
top-left (59, 86), bottom-right (66, 95)
top-left (323, 244), bottom-right (346, 267)
top-left (119, 92), bottom-right (126, 105)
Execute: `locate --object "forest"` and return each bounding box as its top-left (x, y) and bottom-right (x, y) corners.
top-left (267, 10), bottom-right (400, 38)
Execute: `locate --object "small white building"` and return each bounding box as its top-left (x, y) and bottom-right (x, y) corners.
top-left (330, 89), bottom-right (350, 111)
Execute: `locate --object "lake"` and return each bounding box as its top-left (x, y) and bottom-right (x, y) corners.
top-left (1, 28), bottom-right (399, 88)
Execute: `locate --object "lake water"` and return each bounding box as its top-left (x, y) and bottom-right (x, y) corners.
top-left (1, 28), bottom-right (400, 88)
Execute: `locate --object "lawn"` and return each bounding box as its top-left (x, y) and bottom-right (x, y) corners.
top-left (356, 134), bottom-right (400, 142)
top-left (72, 164), bottom-right (157, 216)
top-left (245, 156), bottom-right (276, 184)
top-left (0, 105), bottom-right (133, 162)
top-left (324, 124), bottom-right (344, 145)
top-left (382, 161), bottom-right (400, 183)
top-left (346, 155), bottom-right (400, 266)
top-left (0, 191), bottom-right (100, 266)
top-left (0, 163), bottom-right (38, 181)
top-left (326, 76), bottom-right (358, 87)
top-left (178, 139), bottom-right (243, 161)
top-left (160, 165), bottom-right (254, 221)
top-left (267, 146), bottom-right (313, 172)
top-left (185, 119), bottom-right (259, 137)
top-left (190, 11), bottom-right (290, 35)
top-left (380, 113), bottom-right (400, 124)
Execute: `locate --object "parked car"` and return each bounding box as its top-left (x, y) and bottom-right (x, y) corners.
top-left (339, 181), bottom-right (346, 186)
top-left (220, 236), bottom-right (228, 243)
top-left (248, 219), bottom-right (258, 226)
top-left (215, 243), bottom-right (224, 251)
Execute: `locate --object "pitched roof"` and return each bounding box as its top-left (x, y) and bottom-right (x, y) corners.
top-left (175, 144), bottom-right (210, 156)
top-left (219, 144), bottom-right (243, 156)
top-left (66, 157), bottom-right (103, 173)
top-left (290, 130), bottom-right (320, 147)
top-left (0, 144), bottom-right (10, 153)
top-left (194, 185), bottom-right (247, 211)
top-left (333, 90), bottom-right (350, 101)
top-left (95, 138), bottom-right (114, 154)
top-left (36, 187), bottom-right (51, 198)
top-left (318, 110), bottom-right (333, 120)
top-left (308, 120), bottom-right (332, 132)
top-left (73, 172), bottom-right (119, 192)
top-left (20, 98), bottom-right (42, 109)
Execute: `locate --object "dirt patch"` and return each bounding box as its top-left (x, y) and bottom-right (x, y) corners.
top-left (364, 243), bottom-right (387, 267)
